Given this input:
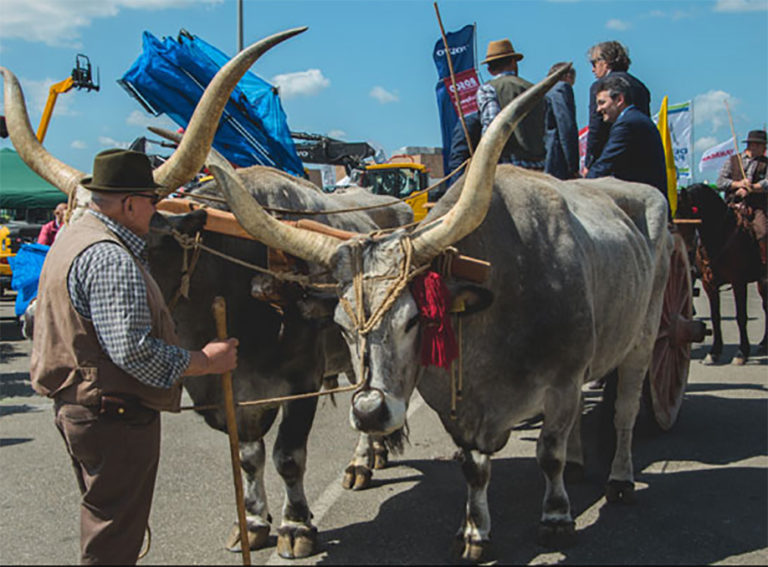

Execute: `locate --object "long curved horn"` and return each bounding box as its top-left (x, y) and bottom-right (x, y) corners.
top-left (410, 64), bottom-right (572, 263)
top-left (1, 67), bottom-right (85, 195)
top-left (153, 26), bottom-right (308, 195)
top-left (210, 163), bottom-right (340, 266)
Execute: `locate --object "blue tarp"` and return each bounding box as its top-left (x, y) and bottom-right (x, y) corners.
top-left (119, 30), bottom-right (304, 177)
top-left (9, 243), bottom-right (48, 317)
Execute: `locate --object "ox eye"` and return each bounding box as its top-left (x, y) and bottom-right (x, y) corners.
top-left (405, 315), bottom-right (420, 333)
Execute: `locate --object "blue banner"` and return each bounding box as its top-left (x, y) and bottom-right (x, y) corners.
top-left (433, 24), bottom-right (476, 176)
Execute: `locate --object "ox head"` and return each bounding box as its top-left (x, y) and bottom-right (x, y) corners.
top-left (216, 66), bottom-right (570, 436)
top-left (0, 27), bottom-right (307, 207)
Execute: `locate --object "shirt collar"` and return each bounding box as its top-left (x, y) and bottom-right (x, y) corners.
top-left (617, 104), bottom-right (636, 121)
top-left (88, 209), bottom-right (147, 260)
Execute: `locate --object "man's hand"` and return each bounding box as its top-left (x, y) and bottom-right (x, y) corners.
top-left (184, 338), bottom-right (239, 376)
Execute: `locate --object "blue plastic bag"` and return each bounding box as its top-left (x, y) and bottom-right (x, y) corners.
top-left (9, 243), bottom-right (49, 317)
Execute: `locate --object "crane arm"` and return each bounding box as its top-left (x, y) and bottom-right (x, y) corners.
top-left (36, 77), bottom-right (74, 142)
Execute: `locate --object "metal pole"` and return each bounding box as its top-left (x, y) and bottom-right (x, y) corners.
top-left (212, 297), bottom-right (250, 565)
top-left (237, 0), bottom-right (244, 52)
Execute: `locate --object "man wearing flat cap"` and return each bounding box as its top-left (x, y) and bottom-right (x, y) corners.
top-left (30, 149), bottom-right (239, 564)
top-left (717, 129), bottom-right (768, 263)
top-left (475, 38), bottom-right (546, 169)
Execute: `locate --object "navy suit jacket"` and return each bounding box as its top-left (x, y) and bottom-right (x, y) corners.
top-left (586, 71), bottom-right (650, 169)
top-left (544, 81), bottom-right (579, 179)
top-left (586, 105), bottom-right (668, 200)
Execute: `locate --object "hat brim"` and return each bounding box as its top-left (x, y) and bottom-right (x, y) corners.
top-left (80, 176), bottom-right (163, 192)
top-left (482, 52), bottom-right (524, 65)
top-left (742, 138), bottom-right (767, 144)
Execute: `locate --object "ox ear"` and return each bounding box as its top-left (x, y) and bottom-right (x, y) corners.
top-left (448, 283), bottom-right (494, 317)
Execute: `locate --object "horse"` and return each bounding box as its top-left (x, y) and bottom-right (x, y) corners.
top-left (676, 183), bottom-right (767, 364)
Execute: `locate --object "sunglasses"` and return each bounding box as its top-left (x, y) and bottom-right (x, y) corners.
top-left (123, 193), bottom-right (162, 205)
top-left (590, 58), bottom-right (604, 66)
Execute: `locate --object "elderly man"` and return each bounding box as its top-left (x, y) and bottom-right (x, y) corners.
top-left (584, 40), bottom-right (651, 172)
top-left (31, 149), bottom-right (239, 565)
top-left (717, 129), bottom-right (768, 262)
top-left (475, 38), bottom-right (546, 169)
top-left (586, 75), bottom-right (667, 204)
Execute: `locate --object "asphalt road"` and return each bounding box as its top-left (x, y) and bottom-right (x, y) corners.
top-left (1, 285), bottom-right (766, 565)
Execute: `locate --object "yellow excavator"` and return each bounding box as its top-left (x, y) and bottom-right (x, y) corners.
top-left (36, 54), bottom-right (99, 142)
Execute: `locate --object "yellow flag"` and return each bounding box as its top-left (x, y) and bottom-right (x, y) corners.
top-left (657, 96), bottom-right (678, 216)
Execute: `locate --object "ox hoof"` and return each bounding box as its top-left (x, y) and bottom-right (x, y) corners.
top-left (703, 353), bottom-right (719, 365)
top-left (373, 448), bottom-right (389, 470)
top-left (452, 535), bottom-right (490, 563)
top-left (225, 523), bottom-right (270, 552)
top-left (276, 525), bottom-right (318, 559)
top-left (605, 480), bottom-right (636, 504)
top-left (564, 462), bottom-right (585, 484)
top-left (537, 520), bottom-right (576, 548)
top-left (342, 464), bottom-right (372, 490)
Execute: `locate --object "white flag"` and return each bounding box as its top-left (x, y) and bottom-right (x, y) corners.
top-left (653, 101), bottom-right (693, 184)
top-left (698, 137), bottom-right (736, 173)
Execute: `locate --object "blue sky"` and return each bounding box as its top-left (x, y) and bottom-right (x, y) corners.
top-left (1, 0), bottom-right (766, 182)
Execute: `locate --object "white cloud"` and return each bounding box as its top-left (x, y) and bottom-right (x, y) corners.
top-left (70, 140), bottom-right (87, 150)
top-left (370, 86), bottom-right (399, 104)
top-left (605, 19), bottom-right (631, 31)
top-left (21, 76), bottom-right (79, 117)
top-left (714, 0), bottom-right (768, 12)
top-left (271, 69), bottom-right (330, 99)
top-left (327, 129), bottom-right (347, 140)
top-left (694, 90), bottom-right (738, 132)
top-left (98, 136), bottom-right (129, 149)
top-left (126, 110), bottom-right (177, 131)
top-left (694, 136), bottom-right (718, 152)
top-left (0, 0), bottom-right (222, 47)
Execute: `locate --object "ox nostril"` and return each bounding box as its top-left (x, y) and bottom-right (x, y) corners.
top-left (351, 388), bottom-right (389, 431)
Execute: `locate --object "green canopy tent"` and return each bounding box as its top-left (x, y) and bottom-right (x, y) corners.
top-left (0, 147), bottom-right (67, 210)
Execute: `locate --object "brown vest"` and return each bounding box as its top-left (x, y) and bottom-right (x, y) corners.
top-left (30, 213), bottom-right (183, 412)
top-left (729, 154), bottom-right (768, 183)
top-left (489, 74), bottom-right (546, 162)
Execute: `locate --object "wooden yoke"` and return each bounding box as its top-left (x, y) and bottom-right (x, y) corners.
top-left (157, 198), bottom-right (490, 283)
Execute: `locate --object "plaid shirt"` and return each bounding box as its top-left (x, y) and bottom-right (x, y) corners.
top-left (477, 72), bottom-right (545, 170)
top-left (68, 210), bottom-right (190, 389)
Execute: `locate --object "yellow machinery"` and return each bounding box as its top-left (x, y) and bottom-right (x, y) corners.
top-left (356, 162), bottom-right (430, 222)
top-left (36, 54), bottom-right (99, 142)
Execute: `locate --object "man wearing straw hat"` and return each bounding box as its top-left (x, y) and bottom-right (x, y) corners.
top-left (716, 129), bottom-right (768, 262)
top-left (475, 38), bottom-right (546, 170)
top-left (30, 148), bottom-right (239, 564)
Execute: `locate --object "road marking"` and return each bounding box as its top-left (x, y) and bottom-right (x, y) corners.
top-left (267, 393), bottom-right (426, 564)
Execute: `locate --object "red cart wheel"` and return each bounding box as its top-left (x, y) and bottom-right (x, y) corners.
top-left (646, 232), bottom-right (705, 431)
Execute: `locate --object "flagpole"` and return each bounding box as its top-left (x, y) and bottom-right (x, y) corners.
top-left (434, 2), bottom-right (474, 157)
top-left (724, 99), bottom-right (748, 182)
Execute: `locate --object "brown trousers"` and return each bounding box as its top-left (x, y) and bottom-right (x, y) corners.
top-left (54, 401), bottom-right (160, 565)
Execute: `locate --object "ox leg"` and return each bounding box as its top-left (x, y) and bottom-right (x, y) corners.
top-left (226, 439), bottom-right (272, 552)
top-left (273, 397), bottom-right (319, 559)
top-left (342, 433), bottom-right (376, 490)
top-left (453, 449), bottom-right (492, 562)
top-left (536, 383), bottom-right (580, 547)
top-left (606, 363), bottom-right (646, 505)
top-left (732, 282), bottom-right (750, 365)
top-left (704, 284), bottom-right (723, 364)
top-left (564, 393), bottom-right (585, 484)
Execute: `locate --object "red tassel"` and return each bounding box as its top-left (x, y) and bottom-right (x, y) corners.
top-left (410, 271), bottom-right (458, 369)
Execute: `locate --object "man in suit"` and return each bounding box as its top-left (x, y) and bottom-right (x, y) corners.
top-left (544, 62), bottom-right (579, 180)
top-left (584, 41), bottom-right (651, 172)
top-left (586, 74), bottom-right (668, 204)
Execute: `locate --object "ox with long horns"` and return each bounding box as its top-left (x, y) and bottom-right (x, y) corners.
top-left (217, 65), bottom-right (674, 560)
top-left (2, 27), bottom-right (415, 559)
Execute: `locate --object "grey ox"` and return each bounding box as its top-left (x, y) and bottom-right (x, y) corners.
top-left (216, 66), bottom-right (674, 560)
top-left (2, 27), bottom-right (412, 559)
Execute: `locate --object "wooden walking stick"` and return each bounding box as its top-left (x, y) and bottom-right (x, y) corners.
top-left (725, 99), bottom-right (749, 185)
top-left (212, 296), bottom-right (251, 565)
